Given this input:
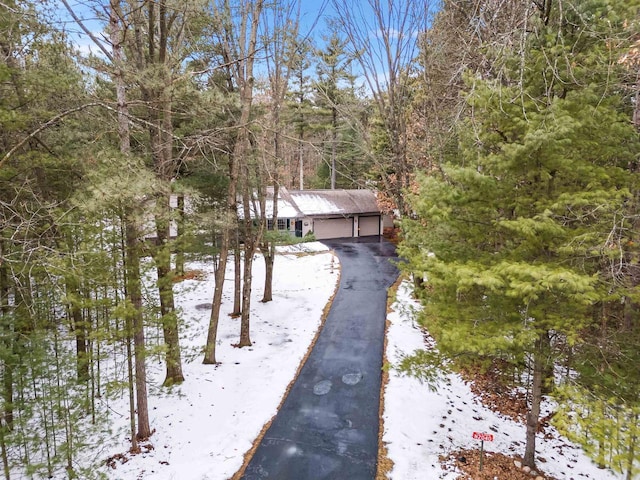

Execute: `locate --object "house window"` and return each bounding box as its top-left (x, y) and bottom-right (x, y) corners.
top-left (267, 219), bottom-right (288, 230)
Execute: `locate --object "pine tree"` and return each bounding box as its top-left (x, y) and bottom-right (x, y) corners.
top-left (0, 2), bottom-right (120, 475)
top-left (400, 0), bottom-right (640, 470)
top-left (314, 30), bottom-right (356, 189)
top-left (287, 37), bottom-right (314, 189)
top-left (332, 0), bottom-right (432, 215)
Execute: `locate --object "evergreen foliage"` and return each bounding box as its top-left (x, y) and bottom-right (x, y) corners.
top-left (313, 30), bottom-right (369, 189)
top-left (400, 0), bottom-right (640, 471)
top-left (3, 0), bottom-right (640, 476)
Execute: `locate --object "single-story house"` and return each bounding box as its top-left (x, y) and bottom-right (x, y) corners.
top-left (145, 189), bottom-right (392, 241)
top-left (262, 187), bottom-right (392, 240)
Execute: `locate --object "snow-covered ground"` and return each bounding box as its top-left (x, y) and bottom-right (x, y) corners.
top-left (382, 281), bottom-right (624, 480)
top-left (100, 243), bottom-right (624, 480)
top-left (102, 242), bottom-right (338, 480)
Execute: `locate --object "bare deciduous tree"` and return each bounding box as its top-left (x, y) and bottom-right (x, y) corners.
top-left (203, 0), bottom-right (265, 360)
top-left (257, 0), bottom-right (302, 303)
top-left (332, 0), bottom-right (433, 216)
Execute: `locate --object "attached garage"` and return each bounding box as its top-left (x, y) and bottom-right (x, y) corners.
top-left (358, 215), bottom-right (381, 237)
top-left (313, 217), bottom-right (353, 240)
top-left (263, 188), bottom-right (388, 240)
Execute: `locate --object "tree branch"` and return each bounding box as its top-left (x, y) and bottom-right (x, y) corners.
top-left (0, 102), bottom-right (101, 169)
top-left (1, 101), bottom-right (184, 168)
top-left (60, 0), bottom-right (114, 62)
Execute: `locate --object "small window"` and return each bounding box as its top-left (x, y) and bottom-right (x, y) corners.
top-left (267, 219), bottom-right (274, 230)
top-left (277, 218), bottom-right (287, 230)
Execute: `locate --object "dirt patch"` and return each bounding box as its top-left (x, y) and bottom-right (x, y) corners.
top-left (173, 269), bottom-right (205, 282)
top-left (443, 448), bottom-right (558, 480)
top-left (459, 361), bottom-right (529, 423)
top-left (106, 442), bottom-right (154, 470)
top-left (383, 227), bottom-right (400, 244)
top-left (458, 361), bottom-right (556, 436)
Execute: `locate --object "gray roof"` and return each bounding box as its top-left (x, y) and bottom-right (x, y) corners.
top-left (247, 187), bottom-right (381, 219)
top-left (286, 189), bottom-right (380, 217)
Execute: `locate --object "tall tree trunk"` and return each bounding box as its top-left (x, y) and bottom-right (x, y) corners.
top-left (125, 214), bottom-right (151, 441)
top-left (64, 275), bottom-right (89, 382)
top-left (131, 0), bottom-right (184, 385)
top-left (260, 179), bottom-right (276, 302)
top-left (203, 161), bottom-right (238, 364)
top-left (204, 0), bottom-right (264, 358)
top-left (232, 229), bottom-right (242, 317)
top-left (0, 418), bottom-right (8, 480)
top-left (239, 244), bottom-right (254, 347)
top-left (331, 104), bottom-right (337, 189)
top-left (110, 0), bottom-right (150, 444)
top-left (175, 194), bottom-right (185, 277)
top-left (148, 133), bottom-right (184, 384)
top-left (0, 363), bottom-right (11, 433)
top-left (156, 54), bottom-right (184, 383)
top-left (63, 228), bottom-right (89, 382)
top-left (0, 239), bottom-right (13, 431)
top-left (203, 235), bottom-right (229, 365)
top-left (626, 410), bottom-right (638, 480)
top-left (524, 331), bottom-right (549, 468)
top-left (124, 301), bottom-right (137, 453)
top-left (259, 156), bottom-right (276, 304)
top-left (258, 1), bottom-right (304, 303)
top-left (296, 83), bottom-right (305, 190)
top-left (238, 139), bottom-right (259, 346)
top-left (299, 135), bottom-right (304, 190)
top-left (154, 197), bottom-right (184, 386)
top-left (239, 212), bottom-right (254, 347)
top-left (262, 252), bottom-right (274, 303)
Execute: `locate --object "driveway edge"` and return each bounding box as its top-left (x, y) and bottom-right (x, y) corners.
top-left (376, 274), bottom-right (406, 480)
top-left (229, 249), bottom-right (342, 480)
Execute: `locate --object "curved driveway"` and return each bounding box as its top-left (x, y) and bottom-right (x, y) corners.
top-left (241, 237), bottom-right (398, 480)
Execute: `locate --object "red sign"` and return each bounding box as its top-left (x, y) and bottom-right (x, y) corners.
top-left (472, 432), bottom-right (494, 442)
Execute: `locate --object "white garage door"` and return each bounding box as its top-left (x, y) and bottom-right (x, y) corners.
top-left (313, 218), bottom-right (353, 239)
top-left (358, 215), bottom-right (381, 236)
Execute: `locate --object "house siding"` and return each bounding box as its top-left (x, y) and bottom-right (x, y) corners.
top-left (261, 187), bottom-right (388, 240)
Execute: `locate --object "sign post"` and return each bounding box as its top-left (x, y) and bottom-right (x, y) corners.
top-left (472, 432), bottom-right (494, 471)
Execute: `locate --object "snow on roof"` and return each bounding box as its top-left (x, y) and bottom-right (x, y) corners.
top-left (288, 189), bottom-right (380, 217)
top-left (268, 198), bottom-right (300, 219)
top-left (238, 187), bottom-right (381, 219)
top-left (237, 187), bottom-right (302, 220)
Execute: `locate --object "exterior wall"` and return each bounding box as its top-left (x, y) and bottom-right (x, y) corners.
top-left (296, 214), bottom-right (386, 240)
top-left (382, 214), bottom-right (395, 229)
top-left (301, 218), bottom-right (314, 237)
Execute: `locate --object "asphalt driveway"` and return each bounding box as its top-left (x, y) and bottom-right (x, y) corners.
top-left (240, 237), bottom-right (399, 480)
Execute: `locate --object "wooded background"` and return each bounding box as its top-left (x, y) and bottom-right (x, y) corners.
top-left (0, 0), bottom-right (639, 478)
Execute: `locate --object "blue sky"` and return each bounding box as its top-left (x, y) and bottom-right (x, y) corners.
top-left (53, 0), bottom-right (339, 58)
top-left (52, 0), bottom-right (426, 96)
